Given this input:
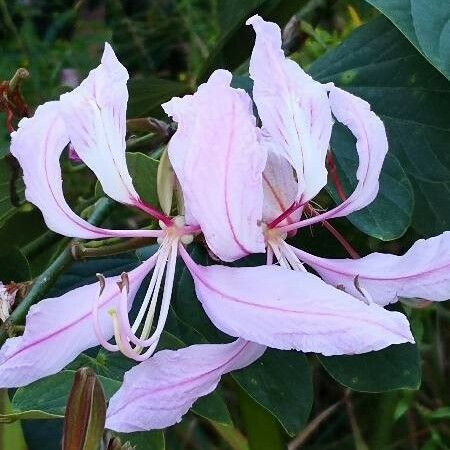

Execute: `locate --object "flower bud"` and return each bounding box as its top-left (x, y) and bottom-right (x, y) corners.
top-left (62, 367), bottom-right (106, 450)
top-left (157, 147), bottom-right (175, 215)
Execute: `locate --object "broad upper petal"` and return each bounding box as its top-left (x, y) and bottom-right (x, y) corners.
top-left (163, 70), bottom-right (266, 262)
top-left (10, 101), bottom-right (162, 239)
top-left (180, 249), bottom-right (413, 356)
top-left (293, 232), bottom-right (450, 306)
top-left (59, 43), bottom-right (140, 207)
top-left (247, 15), bottom-right (333, 202)
top-left (106, 339), bottom-right (264, 431)
top-left (0, 257), bottom-right (155, 388)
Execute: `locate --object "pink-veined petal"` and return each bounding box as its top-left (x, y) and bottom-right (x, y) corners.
top-left (180, 246), bottom-right (413, 356)
top-left (10, 102), bottom-right (162, 239)
top-left (327, 86), bottom-right (388, 216)
top-left (105, 339), bottom-right (264, 432)
top-left (59, 43), bottom-right (140, 208)
top-left (0, 256), bottom-right (157, 388)
top-left (163, 70), bottom-right (267, 262)
top-left (292, 233), bottom-right (450, 306)
top-left (262, 149), bottom-right (301, 225)
top-left (247, 15), bottom-right (333, 202)
top-left (279, 86), bottom-right (388, 233)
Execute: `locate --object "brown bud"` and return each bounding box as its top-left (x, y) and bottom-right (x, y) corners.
top-left (62, 367), bottom-right (106, 450)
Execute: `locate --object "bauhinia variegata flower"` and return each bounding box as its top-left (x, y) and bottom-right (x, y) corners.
top-left (1, 15), bottom-right (449, 433)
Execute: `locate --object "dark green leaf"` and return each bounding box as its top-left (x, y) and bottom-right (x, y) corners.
top-left (366, 0), bottom-right (450, 79)
top-left (329, 124), bottom-right (414, 240)
top-left (197, 0), bottom-right (300, 82)
top-left (126, 152), bottom-right (160, 208)
top-left (50, 253), bottom-right (139, 297)
top-left (309, 17), bottom-right (450, 236)
top-left (192, 392), bottom-right (233, 426)
top-left (232, 349), bottom-right (313, 436)
top-left (318, 343), bottom-right (421, 392)
top-left (127, 77), bottom-right (189, 118)
top-left (12, 370), bottom-right (120, 417)
top-left (172, 244), bottom-right (227, 343)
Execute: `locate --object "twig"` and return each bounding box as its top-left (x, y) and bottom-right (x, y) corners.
top-left (288, 400), bottom-right (343, 449)
top-left (71, 237), bottom-right (152, 260)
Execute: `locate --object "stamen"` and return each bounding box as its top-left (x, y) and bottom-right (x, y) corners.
top-left (268, 240), bottom-right (290, 269)
top-left (92, 274), bottom-right (119, 352)
top-left (279, 240), bottom-right (307, 272)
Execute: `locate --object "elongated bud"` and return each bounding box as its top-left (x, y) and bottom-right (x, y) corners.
top-left (157, 147), bottom-right (175, 215)
top-left (62, 367), bottom-right (106, 450)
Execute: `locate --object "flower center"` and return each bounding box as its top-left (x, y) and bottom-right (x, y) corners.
top-left (262, 225), bottom-right (305, 271)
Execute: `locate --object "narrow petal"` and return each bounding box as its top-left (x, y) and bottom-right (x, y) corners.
top-left (247, 15), bottom-right (333, 202)
top-left (292, 233), bottom-right (450, 306)
top-left (163, 70), bottom-right (267, 262)
top-left (180, 246), bottom-right (413, 356)
top-left (10, 102), bottom-right (162, 239)
top-left (106, 339), bottom-right (264, 432)
top-left (0, 257), bottom-right (156, 388)
top-left (279, 86), bottom-right (388, 233)
top-left (59, 43), bottom-right (140, 208)
top-left (326, 86), bottom-right (388, 216)
top-left (262, 150), bottom-right (301, 225)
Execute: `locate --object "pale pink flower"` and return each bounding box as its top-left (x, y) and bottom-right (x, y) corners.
top-left (0, 27), bottom-right (432, 432)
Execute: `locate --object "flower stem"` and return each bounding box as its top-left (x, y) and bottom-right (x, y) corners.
top-left (238, 387), bottom-right (285, 450)
top-left (0, 198), bottom-right (113, 345)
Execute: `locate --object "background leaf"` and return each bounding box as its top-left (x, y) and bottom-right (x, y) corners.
top-left (310, 17), bottom-right (450, 237)
top-left (318, 343), bottom-right (421, 392)
top-left (366, 0), bottom-right (450, 80)
top-left (328, 124), bottom-right (414, 240)
top-left (126, 152), bottom-right (160, 208)
top-left (232, 349), bottom-right (313, 436)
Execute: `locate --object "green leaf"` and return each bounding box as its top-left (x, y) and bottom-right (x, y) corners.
top-left (232, 349), bottom-right (313, 436)
top-left (318, 343), bottom-right (421, 392)
top-left (172, 244), bottom-right (227, 343)
top-left (329, 124), bottom-right (414, 240)
top-left (12, 370), bottom-right (120, 418)
top-left (366, 0), bottom-right (450, 80)
top-left (309, 17), bottom-right (450, 236)
top-left (0, 157), bottom-right (23, 225)
top-left (127, 77), bottom-right (189, 118)
top-left (50, 253), bottom-right (139, 297)
top-left (192, 392), bottom-right (233, 426)
top-left (126, 152), bottom-right (160, 208)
